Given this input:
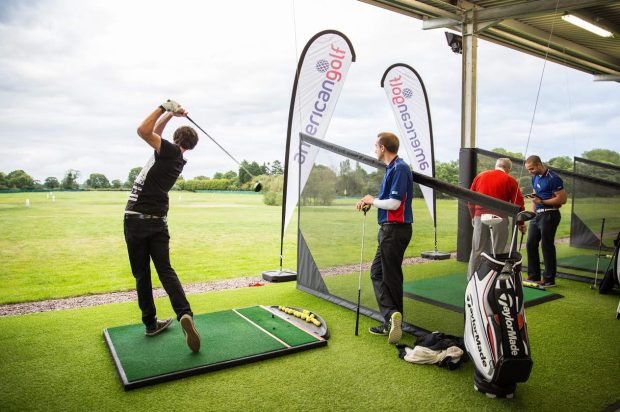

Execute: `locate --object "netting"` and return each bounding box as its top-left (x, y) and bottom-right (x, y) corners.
top-left (571, 157), bottom-right (620, 251)
top-left (475, 149), bottom-right (620, 279)
top-left (297, 135), bottom-right (520, 333)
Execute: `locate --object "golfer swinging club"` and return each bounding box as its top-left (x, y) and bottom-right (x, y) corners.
top-left (124, 100), bottom-right (201, 352)
top-left (356, 132), bottom-right (413, 344)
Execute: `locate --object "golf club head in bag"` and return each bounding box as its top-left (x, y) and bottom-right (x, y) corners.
top-left (464, 252), bottom-right (533, 398)
top-left (481, 213), bottom-right (503, 227)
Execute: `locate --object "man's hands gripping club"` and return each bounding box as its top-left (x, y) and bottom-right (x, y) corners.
top-left (160, 99), bottom-right (182, 114)
top-left (356, 195), bottom-right (374, 212)
top-left (138, 99), bottom-right (188, 152)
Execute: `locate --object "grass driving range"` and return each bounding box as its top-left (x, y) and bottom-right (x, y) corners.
top-left (0, 191), bottom-right (618, 411)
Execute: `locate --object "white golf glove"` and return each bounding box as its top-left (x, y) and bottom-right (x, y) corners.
top-left (160, 99), bottom-right (181, 113)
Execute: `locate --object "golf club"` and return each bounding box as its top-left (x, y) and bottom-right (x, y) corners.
top-left (186, 116), bottom-right (262, 192)
top-left (591, 218), bottom-right (605, 290)
top-left (509, 211), bottom-right (536, 258)
top-left (355, 204), bottom-right (370, 336)
top-left (481, 213), bottom-right (503, 258)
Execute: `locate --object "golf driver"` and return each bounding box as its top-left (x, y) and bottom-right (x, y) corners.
top-left (481, 213), bottom-right (504, 258)
top-left (355, 204), bottom-right (371, 336)
top-left (186, 116), bottom-right (262, 192)
top-left (591, 218), bottom-right (606, 289)
top-left (509, 210), bottom-right (536, 258)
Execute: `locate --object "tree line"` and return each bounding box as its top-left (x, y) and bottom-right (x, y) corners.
top-left (295, 148), bottom-right (620, 206)
top-left (0, 160), bottom-right (284, 191)
top-left (1, 148), bottom-right (617, 195)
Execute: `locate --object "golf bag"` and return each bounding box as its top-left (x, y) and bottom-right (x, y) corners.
top-left (599, 230), bottom-right (620, 294)
top-left (464, 252), bottom-right (533, 398)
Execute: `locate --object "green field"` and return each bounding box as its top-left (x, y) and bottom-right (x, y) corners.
top-left (0, 191), bottom-right (582, 305)
top-left (0, 191), bottom-right (297, 304)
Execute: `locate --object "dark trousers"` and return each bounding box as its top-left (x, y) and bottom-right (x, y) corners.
top-left (124, 217), bottom-right (192, 329)
top-left (526, 211), bottom-right (561, 281)
top-left (370, 223), bottom-right (412, 323)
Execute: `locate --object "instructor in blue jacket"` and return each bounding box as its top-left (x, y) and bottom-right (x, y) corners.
top-left (357, 132), bottom-right (413, 344)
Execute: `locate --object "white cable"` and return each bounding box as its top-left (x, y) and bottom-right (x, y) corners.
top-left (514, 0), bottom-right (562, 198)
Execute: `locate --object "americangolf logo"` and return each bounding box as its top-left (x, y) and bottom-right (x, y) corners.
top-left (295, 43), bottom-right (348, 164)
top-left (387, 74), bottom-right (431, 172)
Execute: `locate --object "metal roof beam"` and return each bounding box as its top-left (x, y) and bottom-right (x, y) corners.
top-left (358, 0), bottom-right (459, 20)
top-left (470, 0), bottom-right (617, 24)
top-left (500, 19), bottom-right (620, 70)
top-left (423, 16), bottom-right (461, 30)
top-left (594, 74), bottom-right (620, 81)
top-left (484, 27), bottom-right (620, 75)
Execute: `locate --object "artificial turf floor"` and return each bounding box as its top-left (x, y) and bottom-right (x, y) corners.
top-left (0, 278), bottom-right (619, 411)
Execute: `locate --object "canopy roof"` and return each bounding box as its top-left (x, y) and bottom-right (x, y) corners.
top-left (360, 0), bottom-right (620, 78)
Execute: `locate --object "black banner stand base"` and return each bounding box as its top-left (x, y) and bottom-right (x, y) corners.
top-left (421, 251), bottom-right (451, 260)
top-left (262, 269), bottom-right (297, 282)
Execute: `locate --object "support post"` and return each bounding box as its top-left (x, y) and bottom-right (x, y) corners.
top-left (457, 148), bottom-right (478, 261)
top-left (457, 15), bottom-right (479, 262)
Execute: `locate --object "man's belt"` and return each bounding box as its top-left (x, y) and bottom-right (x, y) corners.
top-left (536, 208), bottom-right (558, 213)
top-left (381, 222), bottom-right (411, 226)
top-left (125, 212), bottom-right (166, 220)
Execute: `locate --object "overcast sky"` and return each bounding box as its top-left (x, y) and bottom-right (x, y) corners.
top-left (0, 0), bottom-right (618, 183)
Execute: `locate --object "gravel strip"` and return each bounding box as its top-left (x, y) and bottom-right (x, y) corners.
top-left (0, 253), bottom-right (458, 317)
top-left (0, 276), bottom-right (264, 317)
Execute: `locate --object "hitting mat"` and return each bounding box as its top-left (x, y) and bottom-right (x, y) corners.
top-left (556, 254), bottom-right (612, 273)
top-left (104, 305), bottom-right (328, 390)
top-left (403, 274), bottom-right (563, 313)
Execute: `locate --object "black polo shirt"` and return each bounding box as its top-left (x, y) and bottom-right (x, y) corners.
top-left (125, 139), bottom-right (186, 216)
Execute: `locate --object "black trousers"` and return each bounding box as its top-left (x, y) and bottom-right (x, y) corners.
top-left (370, 223), bottom-right (412, 323)
top-left (124, 217), bottom-right (192, 329)
top-left (526, 210), bottom-right (561, 281)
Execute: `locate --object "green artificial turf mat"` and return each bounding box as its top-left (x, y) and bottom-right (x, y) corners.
top-left (556, 254), bottom-right (612, 273)
top-left (403, 274), bottom-right (562, 313)
top-left (104, 306), bottom-right (324, 388)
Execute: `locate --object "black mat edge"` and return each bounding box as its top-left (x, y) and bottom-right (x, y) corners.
top-left (403, 290), bottom-right (563, 314)
top-left (524, 265), bottom-right (598, 283)
top-left (557, 272), bottom-right (598, 283)
top-left (116, 339), bottom-right (326, 391)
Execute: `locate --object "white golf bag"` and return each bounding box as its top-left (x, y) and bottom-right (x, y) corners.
top-left (464, 252), bottom-right (533, 398)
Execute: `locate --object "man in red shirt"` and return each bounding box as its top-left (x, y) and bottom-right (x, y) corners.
top-left (467, 158), bottom-right (525, 279)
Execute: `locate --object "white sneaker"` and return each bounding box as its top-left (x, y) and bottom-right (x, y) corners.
top-left (388, 312), bottom-right (402, 344)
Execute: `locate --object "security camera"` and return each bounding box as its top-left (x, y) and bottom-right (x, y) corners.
top-left (445, 32), bottom-right (463, 54)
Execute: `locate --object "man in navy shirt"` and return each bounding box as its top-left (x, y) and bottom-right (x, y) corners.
top-left (357, 132), bottom-right (413, 344)
top-left (524, 155), bottom-right (567, 287)
top-left (124, 100), bottom-right (201, 352)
